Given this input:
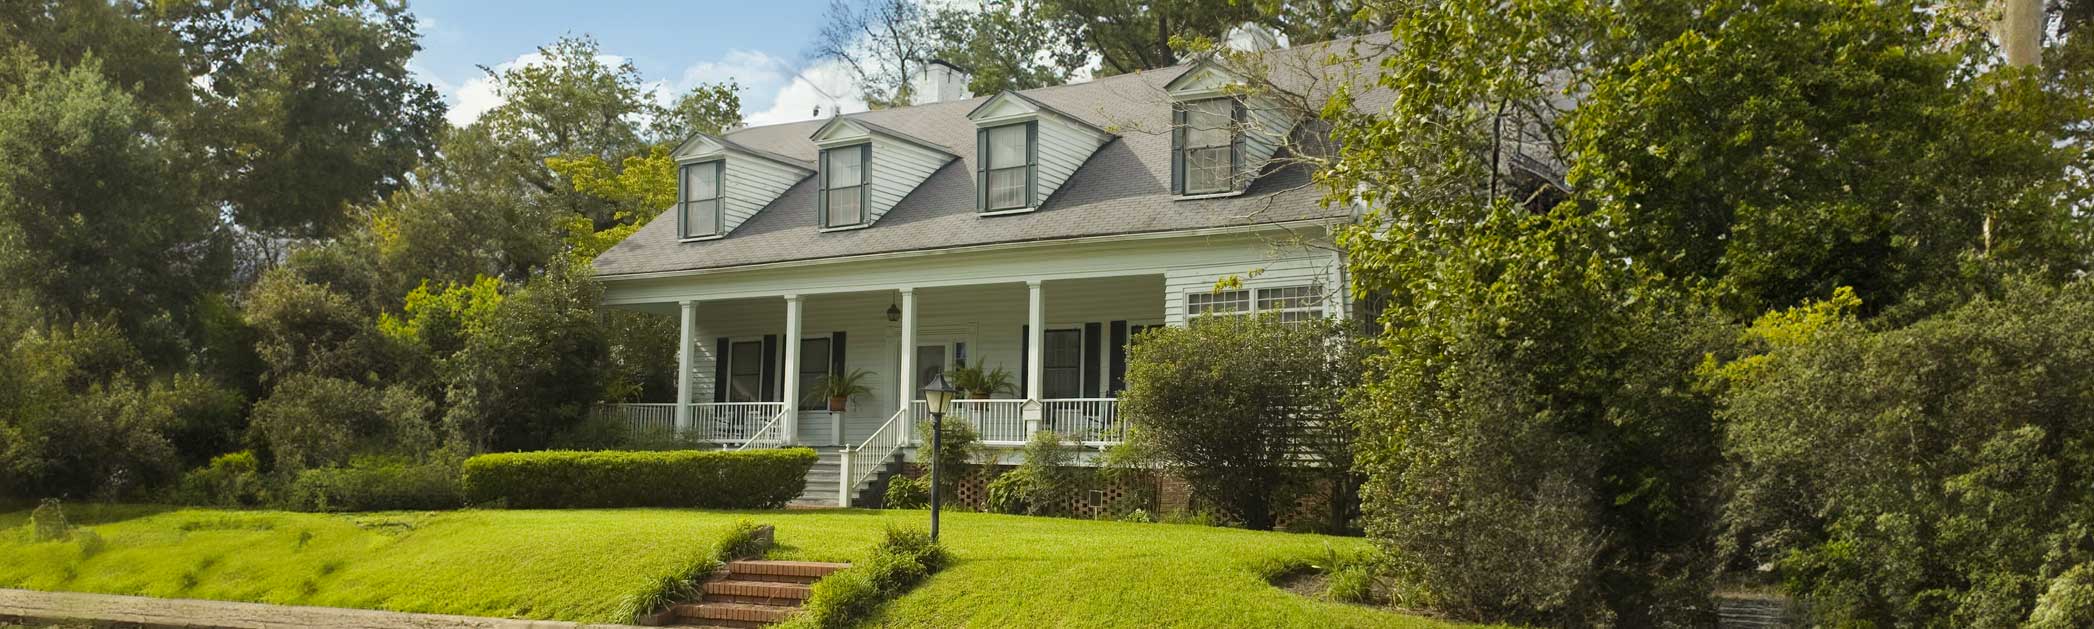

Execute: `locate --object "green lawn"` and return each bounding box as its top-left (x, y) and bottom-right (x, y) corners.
top-left (0, 506), bottom-right (1478, 628)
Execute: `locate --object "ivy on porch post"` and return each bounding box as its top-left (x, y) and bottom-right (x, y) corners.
top-left (783, 294), bottom-right (803, 444)
top-left (1024, 280), bottom-right (1045, 434)
top-left (675, 300), bottom-right (697, 433)
top-left (897, 287), bottom-right (916, 444)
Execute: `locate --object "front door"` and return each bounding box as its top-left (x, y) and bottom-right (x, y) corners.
top-left (911, 336), bottom-right (967, 396)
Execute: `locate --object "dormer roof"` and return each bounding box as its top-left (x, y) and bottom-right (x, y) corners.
top-left (1161, 58), bottom-right (1245, 100)
top-left (669, 133), bottom-right (815, 238)
top-left (807, 116), bottom-right (958, 228)
top-left (593, 33), bottom-right (1391, 278)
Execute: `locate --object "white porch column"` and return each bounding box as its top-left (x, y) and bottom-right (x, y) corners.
top-left (782, 294), bottom-right (803, 444)
top-left (1024, 280), bottom-right (1045, 432)
top-left (674, 300), bottom-right (697, 433)
top-left (897, 288), bottom-right (916, 444)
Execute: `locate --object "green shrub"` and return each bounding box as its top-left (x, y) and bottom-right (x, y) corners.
top-left (289, 457), bottom-right (461, 512)
top-left (30, 498), bottom-right (69, 541)
top-left (915, 419), bottom-right (978, 498)
top-left (882, 475), bottom-right (927, 509)
top-left (174, 451), bottom-right (267, 507)
top-left (1720, 280), bottom-right (2094, 626)
top-left (984, 467), bottom-right (1036, 515)
top-left (617, 519), bottom-right (774, 622)
top-left (461, 448), bottom-right (817, 509)
top-left (1121, 316), bottom-right (1362, 531)
top-left (788, 525), bottom-right (949, 629)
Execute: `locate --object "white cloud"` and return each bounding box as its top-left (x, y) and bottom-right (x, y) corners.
top-left (437, 47), bottom-right (867, 131)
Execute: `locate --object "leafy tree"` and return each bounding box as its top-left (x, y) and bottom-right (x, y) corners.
top-left (169, 0), bottom-right (445, 239)
top-left (1717, 279), bottom-right (2094, 626)
top-left (441, 262), bottom-right (611, 452)
top-left (242, 268), bottom-right (407, 386)
top-left (0, 50), bottom-right (226, 369)
top-left (247, 374), bottom-right (434, 474)
top-left (1034, 0), bottom-right (1264, 75)
top-left (1120, 315), bottom-right (1361, 531)
top-left (651, 81), bottom-right (745, 143)
top-left (927, 2), bottom-right (1082, 94)
top-left (0, 319), bottom-right (184, 501)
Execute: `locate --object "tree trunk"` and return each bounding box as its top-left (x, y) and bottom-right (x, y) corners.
top-left (1994, 0), bottom-right (2046, 67)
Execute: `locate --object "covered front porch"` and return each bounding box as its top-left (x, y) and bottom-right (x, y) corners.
top-left (601, 274), bottom-right (1163, 458)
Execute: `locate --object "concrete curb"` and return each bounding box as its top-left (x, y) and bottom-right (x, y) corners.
top-left (0, 588), bottom-right (649, 629)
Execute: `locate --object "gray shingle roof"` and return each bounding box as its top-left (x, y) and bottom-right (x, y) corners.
top-left (593, 38), bottom-right (1382, 279)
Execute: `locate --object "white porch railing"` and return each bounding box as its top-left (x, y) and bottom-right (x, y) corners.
top-left (732, 406), bottom-right (791, 450)
top-left (595, 403), bottom-right (676, 434)
top-left (1044, 398), bottom-right (1124, 445)
top-left (842, 406), bottom-right (911, 505)
top-left (904, 398), bottom-right (1125, 446)
top-left (950, 399), bottom-right (1029, 444)
top-left (597, 402), bottom-right (788, 445)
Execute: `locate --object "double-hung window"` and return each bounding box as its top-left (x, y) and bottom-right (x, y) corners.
top-left (982, 123), bottom-right (1032, 211)
top-left (1043, 328), bottom-right (1083, 399)
top-left (1186, 289), bottom-right (1250, 318)
top-left (681, 161), bottom-right (723, 238)
top-left (1177, 98), bottom-right (1238, 195)
top-left (726, 340), bottom-right (764, 403)
top-left (797, 337), bottom-right (833, 408)
top-left (822, 145), bottom-right (868, 228)
top-left (1256, 285), bottom-right (1323, 322)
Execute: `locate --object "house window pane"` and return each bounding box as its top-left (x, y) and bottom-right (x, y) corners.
top-left (827, 188), bottom-right (863, 227)
top-left (1043, 329), bottom-right (1082, 399)
top-left (1186, 289), bottom-right (1250, 317)
top-left (987, 167), bottom-right (1026, 209)
top-left (826, 147), bottom-right (862, 187)
top-left (1256, 285), bottom-right (1323, 323)
top-left (1180, 98), bottom-right (1235, 195)
top-left (1185, 146), bottom-right (1231, 194)
top-left (684, 199), bottom-right (719, 238)
top-left (988, 125), bottom-right (1027, 168)
top-left (728, 340), bottom-right (764, 403)
top-left (682, 162), bottom-right (721, 238)
top-left (798, 338), bottom-right (832, 408)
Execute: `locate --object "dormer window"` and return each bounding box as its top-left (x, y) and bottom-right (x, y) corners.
top-left (681, 160), bottom-right (723, 239)
top-left (1174, 98), bottom-right (1241, 196)
top-left (979, 122), bottom-right (1036, 211)
top-left (819, 144), bottom-right (870, 229)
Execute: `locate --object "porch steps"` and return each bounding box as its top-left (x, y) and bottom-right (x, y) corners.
top-left (670, 560), bottom-right (848, 628)
top-left (789, 447), bottom-right (904, 508)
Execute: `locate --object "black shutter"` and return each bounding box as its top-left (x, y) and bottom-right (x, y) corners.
top-left (830, 331), bottom-right (847, 380)
top-left (676, 163), bottom-right (687, 237)
top-left (1018, 325), bottom-right (1029, 399)
top-left (713, 337), bottom-right (730, 403)
top-left (1170, 103), bottom-right (1186, 195)
top-left (760, 334), bottom-right (779, 403)
top-left (1108, 321), bottom-right (1128, 394)
top-left (1082, 322), bottom-right (1102, 398)
top-left (1024, 121), bottom-right (1038, 208)
top-left (816, 149), bottom-right (829, 227)
top-left (858, 143), bottom-right (872, 220)
top-left (1230, 99), bottom-right (1247, 191)
top-left (975, 127), bottom-right (989, 211)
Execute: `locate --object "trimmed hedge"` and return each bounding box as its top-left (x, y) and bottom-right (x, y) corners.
top-left (462, 448), bottom-right (819, 509)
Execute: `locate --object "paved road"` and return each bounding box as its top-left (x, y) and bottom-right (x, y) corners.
top-left (0, 588), bottom-right (650, 629)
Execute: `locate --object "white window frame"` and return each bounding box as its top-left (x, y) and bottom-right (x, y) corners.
top-left (982, 122), bottom-right (1032, 212)
top-left (821, 144), bottom-right (869, 230)
top-left (1184, 284), bottom-right (1324, 322)
top-left (1177, 97), bottom-right (1237, 196)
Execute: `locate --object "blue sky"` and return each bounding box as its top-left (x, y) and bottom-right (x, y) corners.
top-left (408, 0), bottom-right (868, 128)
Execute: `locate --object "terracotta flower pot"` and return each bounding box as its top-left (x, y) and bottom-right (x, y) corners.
top-left (828, 397), bottom-right (848, 412)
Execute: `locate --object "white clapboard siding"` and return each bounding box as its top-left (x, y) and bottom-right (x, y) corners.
top-left (866, 135), bottom-right (951, 224)
top-left (721, 155), bottom-right (809, 233)
top-left (1034, 114), bottom-right (1111, 204)
top-left (1162, 249), bottom-right (1344, 326)
top-left (1240, 97), bottom-right (1296, 178)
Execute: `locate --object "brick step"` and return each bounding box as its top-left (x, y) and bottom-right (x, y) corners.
top-left (703, 580), bottom-right (812, 602)
top-left (725, 560), bottom-right (849, 581)
top-left (674, 601), bottom-right (796, 624)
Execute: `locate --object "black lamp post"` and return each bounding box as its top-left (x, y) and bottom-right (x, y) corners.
top-left (920, 372), bottom-right (957, 541)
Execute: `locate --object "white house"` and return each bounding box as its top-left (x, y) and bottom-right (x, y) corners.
top-left (592, 39), bottom-right (1369, 506)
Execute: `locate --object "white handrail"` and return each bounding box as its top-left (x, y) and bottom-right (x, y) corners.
top-left (845, 406), bottom-right (910, 502)
top-left (1042, 398), bottom-right (1125, 445)
top-left (950, 399), bottom-right (1029, 444)
top-left (732, 407), bottom-right (791, 451)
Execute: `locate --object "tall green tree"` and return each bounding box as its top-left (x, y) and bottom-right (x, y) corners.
top-left (928, 2), bottom-right (1083, 94)
top-left (1035, 0), bottom-right (1264, 75)
top-left (169, 0), bottom-right (446, 240)
top-left (0, 51), bottom-right (227, 366)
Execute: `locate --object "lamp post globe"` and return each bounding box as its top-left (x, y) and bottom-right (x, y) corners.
top-left (920, 373), bottom-right (958, 541)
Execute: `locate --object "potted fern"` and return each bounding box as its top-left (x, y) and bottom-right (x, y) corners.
top-left (816, 368), bottom-right (874, 412)
top-left (950, 365), bottom-right (1017, 399)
